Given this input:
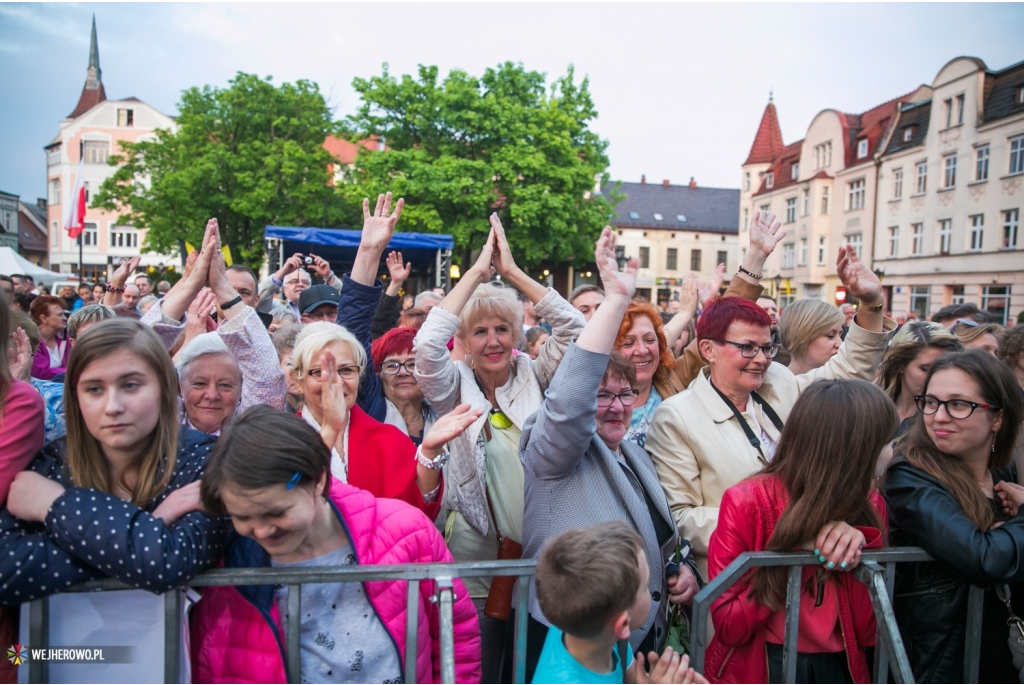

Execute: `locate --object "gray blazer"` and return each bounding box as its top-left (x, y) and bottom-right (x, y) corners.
top-left (520, 342), bottom-right (697, 651)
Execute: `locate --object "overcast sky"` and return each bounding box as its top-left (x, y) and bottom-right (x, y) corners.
top-left (2, 2), bottom-right (1022, 205)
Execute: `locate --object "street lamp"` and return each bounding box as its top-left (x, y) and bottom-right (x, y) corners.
top-left (773, 274), bottom-right (782, 296)
top-left (615, 245), bottom-right (627, 270)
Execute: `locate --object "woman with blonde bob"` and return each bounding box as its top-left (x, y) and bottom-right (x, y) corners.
top-left (0, 318), bottom-right (228, 605)
top-left (290, 321), bottom-right (474, 519)
top-left (876, 321), bottom-right (962, 434)
top-left (778, 299), bottom-right (845, 376)
top-left (950, 319), bottom-right (1003, 357)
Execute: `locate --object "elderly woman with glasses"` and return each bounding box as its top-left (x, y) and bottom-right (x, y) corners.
top-left (646, 245), bottom-right (894, 576)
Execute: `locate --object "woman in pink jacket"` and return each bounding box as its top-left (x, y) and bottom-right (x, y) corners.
top-left (191, 405), bottom-right (482, 684)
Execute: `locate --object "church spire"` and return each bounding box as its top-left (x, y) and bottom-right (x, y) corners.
top-left (68, 14), bottom-right (107, 119)
top-left (743, 97), bottom-right (784, 166)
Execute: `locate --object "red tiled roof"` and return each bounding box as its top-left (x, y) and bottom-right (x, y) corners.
top-left (752, 140), bottom-right (803, 197)
top-left (841, 92), bottom-right (915, 167)
top-left (323, 135), bottom-right (383, 165)
top-left (69, 82), bottom-right (107, 119)
top-left (744, 102), bottom-right (785, 165)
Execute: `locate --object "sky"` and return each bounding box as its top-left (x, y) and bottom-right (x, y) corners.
top-left (1, 2), bottom-right (1023, 204)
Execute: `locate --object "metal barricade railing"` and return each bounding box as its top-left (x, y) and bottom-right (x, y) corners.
top-left (24, 559), bottom-right (538, 685)
top-left (689, 547), bottom-right (985, 684)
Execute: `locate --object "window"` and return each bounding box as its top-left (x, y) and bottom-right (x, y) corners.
top-left (760, 203), bottom-right (771, 217)
top-left (983, 286), bottom-right (1011, 325)
top-left (50, 221), bottom-right (58, 248)
top-left (957, 94), bottom-right (965, 125)
top-left (1018, 86), bottom-right (1024, 106)
top-left (903, 127), bottom-right (914, 143)
top-left (653, 213), bottom-right (663, 221)
top-left (782, 243), bottom-right (795, 269)
top-left (820, 187), bottom-right (830, 215)
top-left (910, 286), bottom-right (931, 320)
top-left (915, 161), bottom-right (928, 194)
top-left (950, 286), bottom-right (965, 305)
top-left (690, 249), bottom-right (702, 271)
top-left (969, 214), bottom-right (984, 251)
top-left (847, 233), bottom-right (863, 258)
top-left (802, 188), bottom-right (810, 216)
top-left (717, 250), bottom-right (728, 271)
top-left (80, 223), bottom-right (98, 247)
top-left (847, 179), bottom-right (865, 211)
top-left (84, 140), bottom-right (109, 165)
top-left (46, 146), bottom-right (60, 166)
top-left (666, 248), bottom-right (677, 271)
top-left (888, 226), bottom-right (900, 257)
top-left (912, 223), bottom-right (924, 255)
top-left (48, 178), bottom-right (60, 205)
top-left (799, 238), bottom-right (808, 266)
top-left (676, 214), bottom-right (687, 223)
top-left (1004, 209), bottom-right (1019, 249)
top-left (893, 168), bottom-right (903, 199)
top-left (742, 208), bottom-right (748, 231)
top-left (1010, 136), bottom-right (1024, 175)
top-left (791, 164), bottom-right (800, 180)
top-left (628, 211), bottom-right (639, 220)
top-left (110, 226), bottom-right (139, 248)
top-left (117, 108), bottom-right (134, 127)
top-left (83, 181), bottom-right (90, 204)
top-left (814, 142), bottom-right (832, 169)
top-left (939, 219), bottom-right (952, 255)
top-left (639, 246), bottom-right (650, 268)
top-left (817, 236), bottom-right (827, 265)
top-left (944, 98), bottom-right (954, 128)
top-left (976, 146), bottom-right (990, 182)
top-left (766, 172), bottom-right (774, 189)
top-left (785, 197), bottom-right (797, 223)
top-left (744, 172), bottom-right (751, 191)
top-left (857, 139), bottom-right (868, 159)
top-left (943, 154), bottom-right (957, 189)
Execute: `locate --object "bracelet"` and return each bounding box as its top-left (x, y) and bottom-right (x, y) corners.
top-left (415, 445), bottom-right (449, 470)
top-left (861, 300), bottom-right (885, 313)
top-left (737, 266), bottom-right (762, 280)
top-left (105, 284), bottom-right (125, 294)
top-left (220, 295), bottom-right (243, 310)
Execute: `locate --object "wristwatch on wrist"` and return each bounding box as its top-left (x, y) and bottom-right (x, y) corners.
top-left (861, 300), bottom-right (885, 313)
top-left (415, 445), bottom-right (449, 470)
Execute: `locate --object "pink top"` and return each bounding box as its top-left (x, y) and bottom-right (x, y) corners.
top-left (0, 380), bottom-right (45, 506)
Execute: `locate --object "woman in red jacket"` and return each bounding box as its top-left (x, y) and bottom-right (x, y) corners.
top-left (706, 379), bottom-right (898, 684)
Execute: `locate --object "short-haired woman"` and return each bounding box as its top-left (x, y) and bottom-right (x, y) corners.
top-left (29, 294), bottom-right (70, 380)
top-left (884, 350), bottom-right (1024, 682)
top-left (876, 321), bottom-right (962, 434)
top-left (778, 298), bottom-right (845, 376)
top-left (371, 327), bottom-right (436, 443)
top-left (191, 406), bottom-right (482, 684)
top-left (708, 379), bottom-right (898, 683)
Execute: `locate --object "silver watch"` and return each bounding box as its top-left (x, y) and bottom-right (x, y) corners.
top-left (415, 446), bottom-right (449, 470)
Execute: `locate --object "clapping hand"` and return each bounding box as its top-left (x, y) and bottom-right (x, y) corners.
top-left (594, 226), bottom-right (637, 300)
top-left (361, 192), bottom-right (404, 251)
top-left (490, 213), bottom-right (523, 280)
top-left (467, 226), bottom-right (497, 283)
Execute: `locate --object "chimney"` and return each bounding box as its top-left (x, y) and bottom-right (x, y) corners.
top-left (640, 174), bottom-right (646, 184)
top-left (689, 177), bottom-right (697, 188)
top-left (37, 198), bottom-right (47, 210)
top-left (662, 179), bottom-right (670, 187)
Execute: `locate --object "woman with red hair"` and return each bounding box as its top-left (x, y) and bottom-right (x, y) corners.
top-left (646, 245), bottom-right (893, 577)
top-left (371, 326), bottom-right (436, 443)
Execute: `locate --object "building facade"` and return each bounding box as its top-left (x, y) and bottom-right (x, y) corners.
top-left (607, 177), bottom-right (740, 305)
top-left (46, 17), bottom-right (176, 281)
top-left (872, 57), bottom-right (1024, 325)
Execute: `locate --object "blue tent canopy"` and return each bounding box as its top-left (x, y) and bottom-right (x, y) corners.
top-left (263, 226), bottom-right (454, 288)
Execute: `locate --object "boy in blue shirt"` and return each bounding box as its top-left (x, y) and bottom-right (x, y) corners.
top-left (533, 522), bottom-right (707, 684)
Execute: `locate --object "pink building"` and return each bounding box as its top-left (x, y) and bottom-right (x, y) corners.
top-left (45, 17), bottom-right (176, 281)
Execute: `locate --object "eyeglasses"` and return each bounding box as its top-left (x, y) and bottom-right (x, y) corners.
top-left (711, 339), bottom-right (779, 359)
top-left (307, 365), bottom-right (362, 380)
top-left (596, 389), bottom-right (640, 407)
top-left (381, 360), bottom-right (416, 376)
top-left (914, 394), bottom-right (1000, 420)
top-left (949, 318), bottom-right (979, 335)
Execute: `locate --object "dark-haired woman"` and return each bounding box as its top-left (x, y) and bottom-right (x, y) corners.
top-left (191, 405), bottom-right (481, 684)
top-left (884, 350), bottom-right (1024, 683)
top-left (706, 379), bottom-right (897, 683)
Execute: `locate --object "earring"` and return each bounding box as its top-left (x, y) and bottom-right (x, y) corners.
top-left (464, 353), bottom-right (475, 370)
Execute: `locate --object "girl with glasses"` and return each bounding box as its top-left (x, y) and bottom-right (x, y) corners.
top-left (884, 350), bottom-right (1024, 682)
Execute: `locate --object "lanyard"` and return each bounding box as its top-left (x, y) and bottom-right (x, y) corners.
top-left (708, 377), bottom-right (784, 461)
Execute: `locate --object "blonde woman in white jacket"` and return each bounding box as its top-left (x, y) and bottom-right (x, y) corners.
top-left (413, 214), bottom-right (585, 681)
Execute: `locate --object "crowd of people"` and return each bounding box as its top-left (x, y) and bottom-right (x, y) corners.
top-left (2, 197), bottom-right (1024, 684)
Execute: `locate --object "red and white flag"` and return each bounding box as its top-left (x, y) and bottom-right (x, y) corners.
top-left (63, 149), bottom-right (87, 239)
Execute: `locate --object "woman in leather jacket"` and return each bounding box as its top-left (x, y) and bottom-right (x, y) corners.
top-left (884, 350), bottom-right (1024, 683)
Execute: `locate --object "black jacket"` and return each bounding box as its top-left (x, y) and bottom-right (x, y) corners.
top-left (884, 458), bottom-right (1024, 683)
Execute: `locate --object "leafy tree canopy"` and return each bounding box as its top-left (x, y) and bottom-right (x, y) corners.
top-left (339, 62), bottom-right (619, 269)
top-left (94, 72), bottom-right (342, 270)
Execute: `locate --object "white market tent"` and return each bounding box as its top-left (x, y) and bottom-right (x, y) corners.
top-left (0, 247), bottom-right (62, 285)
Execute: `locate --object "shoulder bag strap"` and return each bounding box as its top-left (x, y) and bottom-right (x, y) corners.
top-left (709, 377), bottom-right (767, 460)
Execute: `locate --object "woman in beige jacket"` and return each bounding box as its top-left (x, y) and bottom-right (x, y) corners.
top-left (646, 241), bottom-right (894, 577)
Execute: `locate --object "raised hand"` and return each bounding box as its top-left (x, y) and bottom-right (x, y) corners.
top-left (697, 263), bottom-right (726, 307)
top-left (679, 272), bottom-right (698, 316)
top-left (361, 192), bottom-right (404, 251)
top-left (386, 251), bottom-right (411, 284)
top-left (420, 403), bottom-right (484, 457)
top-left (837, 245), bottom-right (882, 305)
top-left (594, 226), bottom-right (637, 300)
top-left (748, 210), bottom-right (786, 259)
top-left (490, 213), bottom-right (523, 280)
top-left (274, 253), bottom-right (304, 282)
top-left (184, 289), bottom-right (217, 337)
top-left (310, 254), bottom-right (332, 282)
top-left (109, 255), bottom-right (142, 290)
top-left (8, 327), bottom-right (31, 380)
top-left (318, 349), bottom-right (350, 440)
top-left (467, 226), bottom-right (497, 283)
top-left (182, 249), bottom-right (200, 281)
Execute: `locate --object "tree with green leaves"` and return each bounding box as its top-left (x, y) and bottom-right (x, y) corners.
top-left (339, 62), bottom-right (619, 270)
top-left (94, 72), bottom-right (341, 270)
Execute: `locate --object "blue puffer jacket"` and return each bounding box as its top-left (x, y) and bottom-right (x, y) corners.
top-left (337, 274), bottom-right (388, 423)
top-left (0, 429), bottom-right (229, 606)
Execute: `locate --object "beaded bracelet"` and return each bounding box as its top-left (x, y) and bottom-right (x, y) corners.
top-left (104, 284), bottom-right (125, 294)
top-left (737, 266), bottom-right (762, 280)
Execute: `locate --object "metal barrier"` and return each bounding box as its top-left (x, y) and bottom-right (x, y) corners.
top-left (689, 547), bottom-right (985, 684)
top-left (24, 559), bottom-right (538, 685)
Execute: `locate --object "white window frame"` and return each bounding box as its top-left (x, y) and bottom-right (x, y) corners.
top-left (785, 197), bottom-right (797, 223)
top-left (915, 161), bottom-right (928, 194)
top-left (975, 145), bottom-right (990, 182)
top-left (939, 219), bottom-right (952, 255)
top-left (50, 221), bottom-right (59, 248)
top-left (857, 139), bottom-right (868, 159)
top-left (820, 187), bottom-right (830, 215)
top-left (791, 163), bottom-right (800, 180)
top-left (782, 243), bottom-right (795, 269)
top-left (910, 286), bottom-right (931, 320)
top-left (943, 154), bottom-right (957, 189)
top-left (817, 236), bottom-right (827, 265)
top-left (1003, 209), bottom-right (1019, 249)
top-left (802, 188), bottom-right (810, 216)
top-left (982, 285), bottom-right (1011, 325)
top-left (744, 172), bottom-right (751, 191)
top-left (892, 168), bottom-right (903, 200)
top-left (766, 172), bottom-right (774, 189)
top-left (846, 232), bottom-right (863, 258)
top-left (760, 203), bottom-right (771, 217)
top-left (742, 208), bottom-right (749, 231)
top-left (847, 178), bottom-right (865, 211)
top-left (48, 178), bottom-right (60, 206)
top-left (117, 108), bottom-right (134, 127)
top-left (666, 248), bottom-right (678, 271)
top-left (888, 226), bottom-right (900, 257)
top-left (799, 237), bottom-right (808, 266)
top-left (969, 214), bottom-right (984, 251)
top-left (83, 140), bottom-right (110, 165)
top-left (903, 127), bottom-right (914, 143)
top-left (46, 147), bottom-right (60, 167)
top-left (912, 223), bottom-right (924, 256)
top-left (944, 98), bottom-right (954, 129)
top-left (1010, 136), bottom-right (1024, 176)
top-left (956, 94), bottom-right (965, 125)
top-left (110, 225), bottom-right (140, 249)
top-left (81, 223), bottom-right (98, 247)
